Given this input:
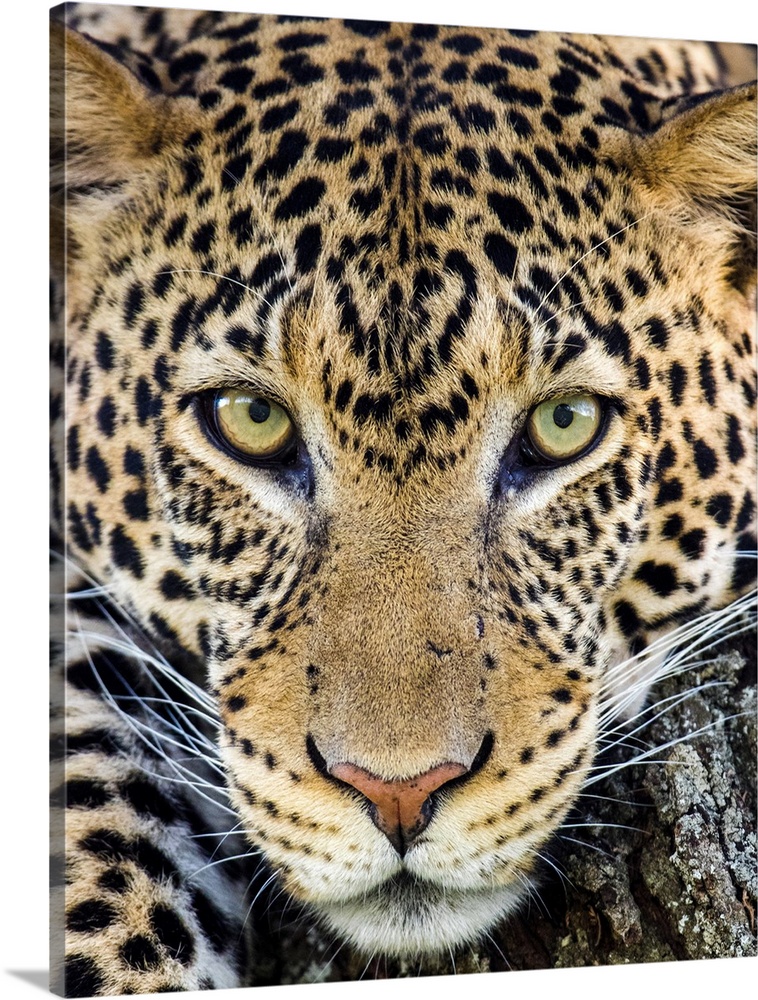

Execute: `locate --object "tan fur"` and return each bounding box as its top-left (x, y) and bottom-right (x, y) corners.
top-left (53, 7), bottom-right (756, 988)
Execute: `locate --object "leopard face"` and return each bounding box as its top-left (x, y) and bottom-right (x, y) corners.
top-left (55, 8), bottom-right (756, 957)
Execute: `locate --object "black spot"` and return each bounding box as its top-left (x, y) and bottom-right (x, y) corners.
top-left (277, 30), bottom-right (327, 50)
top-left (473, 62), bottom-right (508, 86)
top-left (519, 746), bottom-right (534, 764)
top-left (645, 317), bottom-right (668, 350)
top-left (79, 828), bottom-right (130, 861)
top-left (133, 837), bottom-right (181, 883)
top-left (555, 186), bottom-right (580, 219)
top-left (736, 493), bottom-right (755, 532)
top-left (160, 570), bottom-right (195, 600)
top-left (705, 493), bottom-right (733, 527)
top-left (65, 729), bottom-right (124, 757)
top-left (109, 525), bottom-right (144, 579)
top-left (351, 185), bottom-right (383, 218)
top-left (599, 320), bottom-right (631, 362)
top-left (656, 478), bottom-right (683, 505)
top-left (423, 201), bottom-right (453, 228)
top-left (667, 362), bottom-right (687, 406)
top-left (150, 903), bottom-right (196, 965)
top-left (726, 414), bottom-right (745, 464)
top-left (95, 396), bottom-right (117, 438)
top-left (253, 77), bottom-right (290, 100)
top-left (497, 45), bottom-right (539, 69)
top-left (124, 446), bottom-right (146, 478)
top-left (484, 232), bottom-right (518, 276)
top-left (215, 104), bottom-right (246, 133)
top-left (120, 934), bottom-right (161, 971)
top-left (662, 513), bottom-right (683, 538)
top-left (122, 778), bottom-right (176, 823)
top-left (124, 283), bottom-right (144, 328)
top-left (98, 867), bottom-right (129, 892)
top-left (66, 779), bottom-right (111, 809)
top-left (67, 899), bottom-right (118, 933)
top-left (219, 40), bottom-right (260, 63)
top-left (65, 955), bottom-right (104, 997)
top-left (336, 57), bottom-right (380, 84)
top-left (334, 380), bottom-right (354, 412)
top-left (67, 426), bottom-right (80, 472)
top-left (488, 192), bottom-right (533, 233)
top-left (261, 99), bottom-right (300, 131)
top-left (679, 529), bottom-right (706, 560)
top-left (634, 560), bottom-right (678, 597)
top-left (413, 123), bottom-right (450, 156)
top-left (255, 130), bottom-right (309, 184)
top-left (164, 213), bottom-right (188, 248)
top-left (223, 150), bottom-right (253, 187)
top-left (693, 439), bottom-right (718, 479)
top-left (550, 688), bottom-right (572, 703)
top-left (281, 52), bottom-right (326, 85)
top-left (635, 356), bottom-right (650, 390)
top-left (169, 297), bottom-right (197, 351)
top-left (85, 446), bottom-right (110, 493)
top-left (442, 61), bottom-right (467, 83)
top-left (613, 600), bottom-right (641, 638)
top-left (191, 221), bottom-right (216, 255)
top-left (444, 33), bottom-right (483, 55)
top-left (314, 136), bottom-right (354, 162)
top-left (218, 66), bottom-right (255, 93)
top-left (487, 147), bottom-right (516, 182)
top-left (732, 533), bottom-right (758, 591)
top-left (169, 50), bottom-right (207, 80)
top-left (294, 224), bottom-right (322, 273)
top-left (697, 351), bottom-right (716, 405)
top-left (274, 177), bottom-right (326, 220)
top-left (95, 332), bottom-right (115, 371)
top-left (122, 486), bottom-right (149, 520)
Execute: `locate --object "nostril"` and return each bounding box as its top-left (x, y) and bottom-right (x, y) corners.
top-left (328, 759), bottom-right (468, 856)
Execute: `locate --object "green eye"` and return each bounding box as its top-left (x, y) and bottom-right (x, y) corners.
top-left (211, 389), bottom-right (296, 462)
top-left (525, 394), bottom-right (603, 463)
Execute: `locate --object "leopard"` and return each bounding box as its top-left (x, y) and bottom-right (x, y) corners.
top-left (50, 3), bottom-right (757, 995)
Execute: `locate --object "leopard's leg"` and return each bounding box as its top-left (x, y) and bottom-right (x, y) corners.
top-left (51, 610), bottom-right (257, 997)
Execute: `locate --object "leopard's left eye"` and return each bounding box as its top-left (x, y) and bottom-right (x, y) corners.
top-left (207, 389), bottom-right (297, 464)
top-left (524, 393), bottom-right (603, 464)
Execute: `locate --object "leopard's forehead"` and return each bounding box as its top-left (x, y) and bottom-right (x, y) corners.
top-left (80, 17), bottom-right (728, 482)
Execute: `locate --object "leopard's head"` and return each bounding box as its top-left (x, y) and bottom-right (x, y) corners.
top-left (55, 18), bottom-right (756, 954)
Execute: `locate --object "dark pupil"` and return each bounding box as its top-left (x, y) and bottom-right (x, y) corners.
top-left (248, 398), bottom-right (271, 423)
top-left (553, 403), bottom-right (574, 429)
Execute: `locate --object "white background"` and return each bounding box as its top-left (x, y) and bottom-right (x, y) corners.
top-left (1, 1), bottom-right (755, 998)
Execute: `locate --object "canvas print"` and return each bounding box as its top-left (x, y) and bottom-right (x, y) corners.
top-left (50, 2), bottom-right (757, 995)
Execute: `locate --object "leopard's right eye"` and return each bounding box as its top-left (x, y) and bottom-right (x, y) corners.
top-left (522, 394), bottom-right (604, 465)
top-left (204, 389), bottom-right (298, 465)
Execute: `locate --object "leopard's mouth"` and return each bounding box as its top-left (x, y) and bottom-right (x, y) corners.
top-left (312, 870), bottom-right (527, 957)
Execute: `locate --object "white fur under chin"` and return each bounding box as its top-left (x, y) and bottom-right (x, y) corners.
top-left (314, 874), bottom-right (526, 957)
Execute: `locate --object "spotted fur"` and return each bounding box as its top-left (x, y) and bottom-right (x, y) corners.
top-left (51, 4), bottom-right (756, 994)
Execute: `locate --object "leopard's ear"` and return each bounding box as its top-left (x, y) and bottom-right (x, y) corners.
top-left (621, 82), bottom-right (757, 290)
top-left (634, 83), bottom-right (756, 209)
top-left (50, 20), bottom-right (191, 189)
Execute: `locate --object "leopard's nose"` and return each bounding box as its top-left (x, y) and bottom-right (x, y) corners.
top-left (329, 760), bottom-right (468, 856)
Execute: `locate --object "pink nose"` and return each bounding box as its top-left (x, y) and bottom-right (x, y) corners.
top-left (329, 760), bottom-right (468, 855)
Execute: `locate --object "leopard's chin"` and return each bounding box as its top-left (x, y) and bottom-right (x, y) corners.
top-left (313, 872), bottom-right (526, 957)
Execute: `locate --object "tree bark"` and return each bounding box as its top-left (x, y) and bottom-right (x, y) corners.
top-left (249, 631), bottom-right (757, 984)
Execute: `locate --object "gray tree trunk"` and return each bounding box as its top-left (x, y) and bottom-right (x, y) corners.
top-left (247, 632), bottom-right (756, 984)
